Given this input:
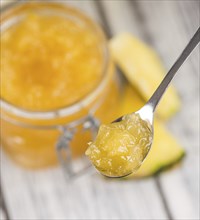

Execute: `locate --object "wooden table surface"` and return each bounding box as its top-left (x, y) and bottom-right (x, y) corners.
top-left (0, 1), bottom-right (199, 219)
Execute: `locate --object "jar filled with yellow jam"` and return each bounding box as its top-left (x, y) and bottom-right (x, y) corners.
top-left (0, 2), bottom-right (121, 169)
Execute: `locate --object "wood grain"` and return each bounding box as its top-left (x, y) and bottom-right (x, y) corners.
top-left (101, 1), bottom-right (199, 219)
top-left (1, 0), bottom-right (199, 219)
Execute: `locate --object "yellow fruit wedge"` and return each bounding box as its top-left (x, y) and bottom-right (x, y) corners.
top-left (133, 119), bottom-right (185, 177)
top-left (119, 85), bottom-right (185, 177)
top-left (109, 33), bottom-right (181, 120)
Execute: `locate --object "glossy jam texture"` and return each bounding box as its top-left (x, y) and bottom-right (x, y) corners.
top-left (86, 113), bottom-right (153, 177)
top-left (1, 13), bottom-right (103, 110)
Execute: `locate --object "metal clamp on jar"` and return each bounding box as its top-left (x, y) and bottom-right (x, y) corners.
top-left (56, 113), bottom-right (100, 179)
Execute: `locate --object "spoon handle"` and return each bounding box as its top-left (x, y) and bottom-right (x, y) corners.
top-left (147, 27), bottom-right (200, 112)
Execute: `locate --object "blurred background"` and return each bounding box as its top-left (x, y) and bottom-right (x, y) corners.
top-left (0, 0), bottom-right (199, 219)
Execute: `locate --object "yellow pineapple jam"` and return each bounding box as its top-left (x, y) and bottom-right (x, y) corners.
top-left (0, 3), bottom-right (121, 169)
top-left (1, 13), bottom-right (103, 110)
top-left (86, 113), bottom-right (153, 177)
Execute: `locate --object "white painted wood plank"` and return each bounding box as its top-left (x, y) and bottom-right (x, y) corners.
top-left (0, 0), bottom-right (15, 7)
top-left (58, 0), bottom-right (101, 21)
top-left (134, 2), bottom-right (199, 219)
top-left (0, 209), bottom-right (6, 220)
top-left (0, 194), bottom-right (8, 220)
top-left (158, 170), bottom-right (197, 220)
top-left (1, 152), bottom-right (168, 220)
top-left (101, 0), bottom-right (199, 219)
top-left (98, 0), bottom-right (143, 38)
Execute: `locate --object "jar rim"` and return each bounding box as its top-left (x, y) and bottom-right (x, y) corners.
top-left (0, 1), bottom-right (110, 120)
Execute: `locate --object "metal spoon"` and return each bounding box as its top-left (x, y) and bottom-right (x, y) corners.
top-left (108, 27), bottom-right (200, 178)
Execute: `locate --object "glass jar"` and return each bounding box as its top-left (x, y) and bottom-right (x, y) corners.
top-left (0, 2), bottom-right (122, 172)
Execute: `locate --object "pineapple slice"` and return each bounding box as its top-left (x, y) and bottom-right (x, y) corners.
top-left (110, 33), bottom-right (181, 120)
top-left (119, 85), bottom-right (185, 177)
top-left (133, 119), bottom-right (185, 177)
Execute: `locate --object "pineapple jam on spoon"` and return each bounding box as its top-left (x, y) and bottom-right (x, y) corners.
top-left (86, 113), bottom-right (152, 177)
